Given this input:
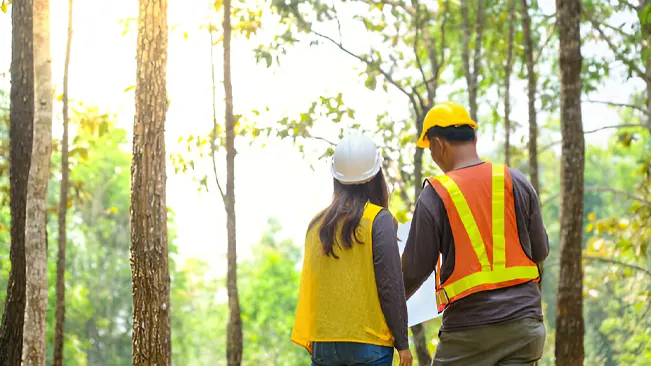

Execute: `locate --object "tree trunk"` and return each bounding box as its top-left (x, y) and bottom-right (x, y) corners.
top-left (504, 0), bottom-right (516, 166)
top-left (410, 323), bottom-right (429, 365)
top-left (644, 0), bottom-right (651, 130)
top-left (130, 0), bottom-right (171, 365)
top-left (53, 1), bottom-right (73, 364)
top-left (410, 113), bottom-right (430, 366)
top-left (23, 0), bottom-right (52, 363)
top-left (554, 0), bottom-right (585, 364)
top-left (224, 0), bottom-right (243, 363)
top-left (521, 0), bottom-right (539, 194)
top-left (460, 0), bottom-right (485, 121)
top-left (0, 0), bottom-right (34, 362)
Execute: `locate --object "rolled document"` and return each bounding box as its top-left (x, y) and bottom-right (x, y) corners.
top-left (397, 221), bottom-right (443, 327)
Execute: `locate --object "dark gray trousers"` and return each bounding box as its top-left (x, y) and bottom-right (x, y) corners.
top-left (432, 318), bottom-right (546, 366)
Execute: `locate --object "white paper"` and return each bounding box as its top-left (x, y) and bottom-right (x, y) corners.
top-left (397, 221), bottom-right (443, 327)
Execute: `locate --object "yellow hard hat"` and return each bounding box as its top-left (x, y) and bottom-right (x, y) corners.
top-left (416, 102), bottom-right (477, 148)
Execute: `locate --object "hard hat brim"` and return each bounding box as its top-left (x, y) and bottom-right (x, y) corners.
top-left (416, 135), bottom-right (430, 149)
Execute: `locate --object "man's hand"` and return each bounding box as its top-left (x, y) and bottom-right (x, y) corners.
top-left (398, 349), bottom-right (413, 366)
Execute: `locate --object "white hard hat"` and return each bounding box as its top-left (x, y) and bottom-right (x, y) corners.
top-left (330, 135), bottom-right (383, 185)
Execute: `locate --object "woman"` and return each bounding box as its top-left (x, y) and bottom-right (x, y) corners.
top-left (292, 135), bottom-right (412, 366)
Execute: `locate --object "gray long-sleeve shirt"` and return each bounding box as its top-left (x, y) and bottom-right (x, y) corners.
top-left (371, 209), bottom-right (410, 350)
top-left (402, 164), bottom-right (549, 331)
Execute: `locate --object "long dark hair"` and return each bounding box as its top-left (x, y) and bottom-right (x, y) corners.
top-left (309, 169), bottom-right (390, 258)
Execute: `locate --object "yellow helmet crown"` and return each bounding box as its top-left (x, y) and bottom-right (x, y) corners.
top-left (417, 102), bottom-right (477, 148)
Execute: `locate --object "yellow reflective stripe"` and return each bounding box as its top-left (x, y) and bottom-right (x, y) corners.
top-left (492, 164), bottom-right (506, 269)
top-left (443, 266), bottom-right (540, 298)
top-left (435, 175), bottom-right (491, 272)
top-left (435, 290), bottom-right (448, 307)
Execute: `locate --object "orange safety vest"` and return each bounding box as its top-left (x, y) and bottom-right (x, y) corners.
top-left (427, 163), bottom-right (540, 313)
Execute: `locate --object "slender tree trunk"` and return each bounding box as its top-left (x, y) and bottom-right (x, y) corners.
top-left (130, 0), bottom-right (171, 364)
top-left (521, 0), bottom-right (540, 194)
top-left (504, 0), bottom-right (516, 166)
top-left (23, 0), bottom-right (52, 364)
top-left (410, 322), bottom-right (430, 366)
top-left (224, 0), bottom-right (243, 363)
top-left (460, 0), bottom-right (485, 121)
top-left (644, 0), bottom-right (651, 130)
top-left (410, 136), bottom-right (428, 366)
top-left (554, 0), bottom-right (585, 364)
top-left (0, 0), bottom-right (34, 362)
top-left (53, 1), bottom-right (73, 364)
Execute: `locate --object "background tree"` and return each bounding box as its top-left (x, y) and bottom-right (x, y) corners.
top-left (53, 0), bottom-right (74, 364)
top-left (554, 0), bottom-right (586, 364)
top-left (223, 0), bottom-right (243, 363)
top-left (503, 0), bottom-right (516, 165)
top-left (0, 0), bottom-right (34, 362)
top-left (520, 0), bottom-right (540, 193)
top-left (130, 0), bottom-right (171, 364)
top-left (23, 0), bottom-right (52, 363)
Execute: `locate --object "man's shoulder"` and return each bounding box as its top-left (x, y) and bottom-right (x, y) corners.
top-left (508, 167), bottom-right (537, 194)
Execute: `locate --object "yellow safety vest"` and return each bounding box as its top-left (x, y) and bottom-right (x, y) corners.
top-left (291, 203), bottom-right (394, 353)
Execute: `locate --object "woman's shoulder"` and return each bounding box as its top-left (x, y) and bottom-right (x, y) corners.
top-left (373, 209), bottom-right (397, 232)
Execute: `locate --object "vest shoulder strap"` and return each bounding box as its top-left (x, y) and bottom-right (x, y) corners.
top-left (363, 202), bottom-right (383, 221)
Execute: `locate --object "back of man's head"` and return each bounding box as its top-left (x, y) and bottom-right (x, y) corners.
top-left (425, 125), bottom-right (476, 144)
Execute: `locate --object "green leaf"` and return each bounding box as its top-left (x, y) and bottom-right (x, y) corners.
top-left (70, 147), bottom-right (89, 161)
top-left (639, 3), bottom-right (651, 25)
top-left (124, 85), bottom-right (136, 92)
top-left (365, 74), bottom-right (377, 91)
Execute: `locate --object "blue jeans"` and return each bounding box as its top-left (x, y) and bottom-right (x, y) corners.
top-left (311, 342), bottom-right (394, 366)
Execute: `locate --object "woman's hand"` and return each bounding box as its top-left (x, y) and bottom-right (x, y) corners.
top-left (398, 349), bottom-right (413, 366)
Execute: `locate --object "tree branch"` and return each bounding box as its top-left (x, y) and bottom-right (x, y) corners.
top-left (310, 29), bottom-right (421, 115)
top-left (362, 0), bottom-right (416, 15)
top-left (331, 0), bottom-right (343, 45)
top-left (621, 0), bottom-right (642, 11)
top-left (537, 123), bottom-right (649, 155)
top-left (311, 135), bottom-right (336, 146)
top-left (584, 123), bottom-right (650, 134)
top-left (533, 23), bottom-right (556, 65)
top-left (209, 25), bottom-right (227, 204)
top-left (420, 0), bottom-right (448, 106)
top-left (583, 99), bottom-right (647, 114)
top-left (588, 15), bottom-right (649, 82)
top-left (583, 255), bottom-right (651, 277)
top-left (542, 186), bottom-right (651, 207)
top-left (472, 0), bottom-right (485, 92)
top-left (412, 0), bottom-right (432, 102)
top-left (461, 0), bottom-right (472, 92)
top-left (384, 159), bottom-right (414, 211)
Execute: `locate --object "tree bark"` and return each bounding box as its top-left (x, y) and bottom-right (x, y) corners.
top-left (130, 0), bottom-right (171, 365)
top-left (504, 0), bottom-right (516, 166)
top-left (0, 0), bottom-right (34, 362)
top-left (411, 323), bottom-right (430, 365)
top-left (23, 0), bottom-right (52, 364)
top-left (224, 0), bottom-right (243, 363)
top-left (554, 0), bottom-right (585, 364)
top-left (460, 0), bottom-right (485, 121)
top-left (521, 0), bottom-right (540, 195)
top-left (644, 0), bottom-right (651, 130)
top-left (53, 1), bottom-right (73, 364)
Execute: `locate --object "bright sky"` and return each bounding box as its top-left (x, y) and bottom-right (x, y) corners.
top-left (0, 0), bottom-right (643, 274)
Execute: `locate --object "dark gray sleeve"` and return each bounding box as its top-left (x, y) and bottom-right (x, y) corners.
top-left (510, 168), bottom-right (549, 263)
top-left (372, 210), bottom-right (409, 351)
top-left (402, 185), bottom-right (440, 300)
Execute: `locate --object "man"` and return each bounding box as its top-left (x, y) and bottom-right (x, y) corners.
top-left (402, 102), bottom-right (549, 365)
